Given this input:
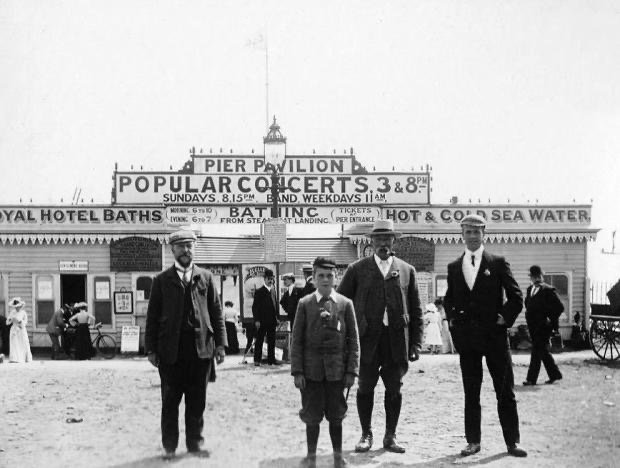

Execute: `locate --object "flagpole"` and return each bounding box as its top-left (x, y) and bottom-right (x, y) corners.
top-left (265, 33), bottom-right (269, 130)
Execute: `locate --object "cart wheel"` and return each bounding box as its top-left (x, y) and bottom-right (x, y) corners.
top-left (590, 319), bottom-right (620, 361)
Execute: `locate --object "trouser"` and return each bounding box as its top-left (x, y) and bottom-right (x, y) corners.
top-left (459, 343), bottom-right (520, 446)
top-left (526, 336), bottom-right (562, 383)
top-left (357, 326), bottom-right (406, 435)
top-left (158, 334), bottom-right (211, 452)
top-left (253, 323), bottom-right (276, 363)
top-left (48, 333), bottom-right (62, 358)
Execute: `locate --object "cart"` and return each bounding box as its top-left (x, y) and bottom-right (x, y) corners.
top-left (589, 304), bottom-right (620, 361)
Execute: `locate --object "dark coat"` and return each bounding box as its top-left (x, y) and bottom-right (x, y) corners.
top-left (337, 256), bottom-right (423, 368)
top-left (525, 283), bottom-right (564, 339)
top-left (280, 287), bottom-right (303, 322)
top-left (291, 292), bottom-right (360, 381)
top-left (444, 251), bottom-right (523, 353)
top-left (145, 265), bottom-right (227, 366)
top-left (252, 285), bottom-right (278, 327)
top-left (300, 279), bottom-right (316, 298)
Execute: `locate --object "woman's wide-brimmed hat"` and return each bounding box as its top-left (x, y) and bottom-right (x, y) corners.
top-left (73, 301), bottom-right (88, 310)
top-left (425, 303), bottom-right (438, 313)
top-left (365, 219), bottom-right (402, 238)
top-left (9, 297), bottom-right (25, 309)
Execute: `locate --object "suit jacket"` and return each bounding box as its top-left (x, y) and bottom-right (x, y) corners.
top-left (46, 309), bottom-right (66, 335)
top-left (145, 265), bottom-right (227, 366)
top-left (252, 285), bottom-right (278, 327)
top-left (525, 283), bottom-right (564, 338)
top-left (280, 287), bottom-right (303, 321)
top-left (444, 250), bottom-right (523, 352)
top-left (337, 256), bottom-right (423, 367)
top-left (291, 291), bottom-right (360, 381)
top-left (301, 280), bottom-right (316, 297)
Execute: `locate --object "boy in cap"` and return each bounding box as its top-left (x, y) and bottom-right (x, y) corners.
top-left (291, 256), bottom-right (360, 468)
top-left (523, 265), bottom-right (564, 385)
top-left (145, 229), bottom-right (227, 459)
top-left (444, 214), bottom-right (527, 457)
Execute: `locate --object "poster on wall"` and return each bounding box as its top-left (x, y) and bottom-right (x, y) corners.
top-left (114, 291), bottom-right (133, 314)
top-left (120, 326), bottom-right (140, 352)
top-left (241, 264), bottom-right (275, 322)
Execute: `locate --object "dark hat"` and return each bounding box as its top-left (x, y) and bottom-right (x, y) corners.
top-left (282, 272), bottom-right (295, 281)
top-left (301, 263), bottom-right (314, 272)
top-left (365, 219), bottom-right (402, 238)
top-left (169, 230), bottom-right (197, 244)
top-left (529, 265), bottom-right (544, 277)
top-left (313, 256), bottom-right (337, 270)
top-left (460, 214), bottom-right (486, 228)
top-left (263, 268), bottom-right (274, 278)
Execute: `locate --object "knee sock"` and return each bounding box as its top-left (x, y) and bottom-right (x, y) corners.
top-left (329, 422), bottom-right (343, 453)
top-left (306, 424), bottom-right (320, 456)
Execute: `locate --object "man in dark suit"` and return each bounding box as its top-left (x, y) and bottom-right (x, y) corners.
top-left (252, 268), bottom-right (280, 366)
top-left (338, 219), bottom-right (423, 454)
top-left (145, 230), bottom-right (226, 460)
top-left (280, 272), bottom-right (303, 327)
top-left (300, 264), bottom-right (316, 297)
top-left (523, 265), bottom-right (564, 386)
top-left (444, 214), bottom-right (527, 458)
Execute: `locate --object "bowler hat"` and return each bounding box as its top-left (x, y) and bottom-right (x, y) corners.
top-left (365, 219), bottom-right (402, 238)
top-left (460, 214), bottom-right (486, 228)
top-left (529, 265), bottom-right (544, 277)
top-left (263, 268), bottom-right (274, 278)
top-left (169, 230), bottom-right (197, 244)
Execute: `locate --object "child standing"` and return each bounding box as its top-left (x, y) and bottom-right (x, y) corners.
top-left (291, 257), bottom-right (360, 468)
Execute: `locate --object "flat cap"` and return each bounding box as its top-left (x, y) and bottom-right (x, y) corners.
top-left (169, 230), bottom-right (197, 244)
top-left (313, 256), bottom-right (337, 269)
top-left (460, 214), bottom-right (486, 228)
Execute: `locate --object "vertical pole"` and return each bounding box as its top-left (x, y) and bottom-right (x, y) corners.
top-left (270, 170), bottom-right (279, 219)
top-left (265, 35), bottom-right (269, 130)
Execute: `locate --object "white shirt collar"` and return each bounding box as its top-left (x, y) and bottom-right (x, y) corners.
top-left (374, 254), bottom-right (393, 267)
top-left (314, 290), bottom-right (337, 302)
top-left (174, 261), bottom-right (194, 272)
top-left (464, 245), bottom-right (484, 260)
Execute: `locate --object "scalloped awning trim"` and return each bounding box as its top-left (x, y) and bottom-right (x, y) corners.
top-left (0, 233), bottom-right (168, 245)
top-left (348, 232), bottom-right (598, 244)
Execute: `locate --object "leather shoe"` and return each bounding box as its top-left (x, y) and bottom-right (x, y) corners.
top-left (383, 434), bottom-right (405, 453)
top-left (162, 449), bottom-right (175, 460)
top-left (507, 445), bottom-right (527, 457)
top-left (522, 380), bottom-right (536, 386)
top-left (268, 360), bottom-right (283, 366)
top-left (354, 431), bottom-right (373, 452)
top-left (545, 377), bottom-right (562, 384)
top-left (460, 443), bottom-right (481, 456)
top-left (299, 454), bottom-right (316, 467)
top-left (254, 362), bottom-right (261, 367)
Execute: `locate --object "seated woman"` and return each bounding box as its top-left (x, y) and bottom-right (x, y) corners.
top-left (69, 302), bottom-right (96, 360)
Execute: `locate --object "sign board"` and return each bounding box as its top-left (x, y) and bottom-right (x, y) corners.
top-left (264, 219), bottom-right (287, 262)
top-left (120, 325), bottom-right (140, 352)
top-left (114, 291), bottom-right (133, 314)
top-left (394, 237), bottom-right (435, 272)
top-left (110, 237), bottom-right (162, 272)
top-left (59, 260), bottom-right (89, 272)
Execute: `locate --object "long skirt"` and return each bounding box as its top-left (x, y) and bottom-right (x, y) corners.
top-left (9, 324), bottom-right (32, 363)
top-left (225, 321), bottom-right (240, 354)
top-left (75, 324), bottom-right (95, 360)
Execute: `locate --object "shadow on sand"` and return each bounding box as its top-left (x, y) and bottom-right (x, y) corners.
top-left (110, 449), bottom-right (210, 467)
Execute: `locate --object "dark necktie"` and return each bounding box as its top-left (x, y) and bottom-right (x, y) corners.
top-left (471, 255), bottom-right (475, 267)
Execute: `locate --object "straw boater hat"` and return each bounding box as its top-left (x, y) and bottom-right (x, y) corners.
top-left (282, 272), bottom-right (296, 281)
top-left (459, 214), bottom-right (486, 228)
top-left (425, 303), bottom-right (438, 313)
top-left (74, 302), bottom-right (88, 310)
top-left (9, 297), bottom-right (25, 309)
top-left (169, 230), bottom-right (197, 244)
top-left (301, 264), bottom-right (314, 273)
top-left (365, 219), bottom-right (402, 238)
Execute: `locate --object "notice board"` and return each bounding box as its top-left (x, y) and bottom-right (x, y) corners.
top-left (110, 236), bottom-right (162, 272)
top-left (120, 326), bottom-right (140, 353)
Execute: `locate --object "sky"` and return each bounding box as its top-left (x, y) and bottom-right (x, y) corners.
top-left (1, 0), bottom-right (620, 260)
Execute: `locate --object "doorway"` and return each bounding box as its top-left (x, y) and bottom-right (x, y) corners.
top-left (61, 274), bottom-right (87, 307)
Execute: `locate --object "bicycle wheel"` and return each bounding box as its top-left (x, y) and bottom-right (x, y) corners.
top-left (96, 334), bottom-right (117, 359)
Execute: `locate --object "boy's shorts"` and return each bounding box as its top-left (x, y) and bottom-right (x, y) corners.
top-left (299, 378), bottom-right (347, 424)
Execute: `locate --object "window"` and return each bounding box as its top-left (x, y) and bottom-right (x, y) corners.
top-left (544, 273), bottom-right (570, 323)
top-left (93, 276), bottom-right (112, 326)
top-left (136, 276), bottom-right (153, 301)
top-left (36, 275), bottom-right (55, 327)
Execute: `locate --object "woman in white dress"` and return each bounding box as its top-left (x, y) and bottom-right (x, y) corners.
top-left (423, 303), bottom-right (443, 354)
top-left (7, 297), bottom-right (33, 363)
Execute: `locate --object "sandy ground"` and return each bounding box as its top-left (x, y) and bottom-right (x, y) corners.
top-left (0, 348), bottom-right (618, 468)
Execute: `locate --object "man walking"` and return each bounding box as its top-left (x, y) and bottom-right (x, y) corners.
top-left (523, 265), bottom-right (564, 386)
top-left (444, 214), bottom-right (527, 457)
top-left (145, 230), bottom-right (226, 460)
top-left (338, 219), bottom-right (423, 454)
top-left (252, 268), bottom-right (280, 366)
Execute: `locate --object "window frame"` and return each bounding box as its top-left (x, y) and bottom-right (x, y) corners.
top-left (91, 274), bottom-right (115, 330)
top-left (543, 271), bottom-right (572, 325)
top-left (32, 274), bottom-right (60, 330)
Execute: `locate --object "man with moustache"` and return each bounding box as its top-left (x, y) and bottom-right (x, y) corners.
top-left (338, 219), bottom-right (423, 454)
top-left (444, 214), bottom-right (527, 458)
top-left (252, 268), bottom-right (281, 366)
top-left (145, 230), bottom-right (227, 460)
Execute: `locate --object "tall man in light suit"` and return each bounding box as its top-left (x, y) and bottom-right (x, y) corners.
top-left (146, 230), bottom-right (227, 460)
top-left (252, 268), bottom-right (280, 366)
top-left (338, 219), bottom-right (423, 454)
top-left (444, 214), bottom-right (527, 458)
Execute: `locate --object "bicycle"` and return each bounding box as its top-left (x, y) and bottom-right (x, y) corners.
top-left (92, 322), bottom-right (117, 359)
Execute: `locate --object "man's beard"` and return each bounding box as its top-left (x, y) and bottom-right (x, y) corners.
top-left (177, 255), bottom-right (192, 267)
